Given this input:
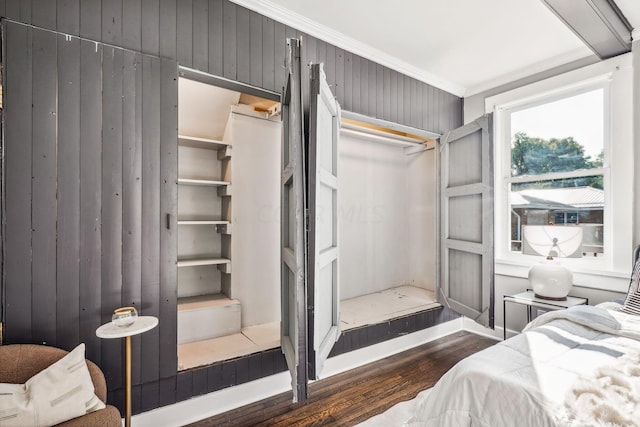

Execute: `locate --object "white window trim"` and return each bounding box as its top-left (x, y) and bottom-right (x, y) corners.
top-left (485, 53), bottom-right (634, 293)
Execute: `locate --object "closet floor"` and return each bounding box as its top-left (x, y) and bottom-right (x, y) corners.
top-left (178, 285), bottom-right (438, 371)
top-left (178, 321), bottom-right (280, 371)
top-left (340, 285), bottom-right (439, 330)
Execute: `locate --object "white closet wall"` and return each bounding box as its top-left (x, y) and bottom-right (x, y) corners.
top-left (338, 132), bottom-right (436, 300)
top-left (229, 111), bottom-right (282, 327)
top-left (407, 149), bottom-right (437, 290)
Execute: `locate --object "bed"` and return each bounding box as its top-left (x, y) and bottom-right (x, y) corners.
top-left (404, 302), bottom-right (640, 426)
top-left (356, 246), bottom-right (640, 427)
top-left (395, 245), bottom-right (640, 427)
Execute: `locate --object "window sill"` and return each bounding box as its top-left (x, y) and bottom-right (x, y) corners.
top-left (495, 258), bottom-right (630, 293)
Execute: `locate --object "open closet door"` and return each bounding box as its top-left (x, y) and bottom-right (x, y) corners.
top-left (281, 38), bottom-right (308, 403)
top-left (307, 63), bottom-right (341, 379)
top-left (438, 114), bottom-right (495, 328)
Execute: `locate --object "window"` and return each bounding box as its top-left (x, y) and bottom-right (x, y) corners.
top-left (488, 54), bottom-right (633, 288)
top-left (507, 88), bottom-right (606, 257)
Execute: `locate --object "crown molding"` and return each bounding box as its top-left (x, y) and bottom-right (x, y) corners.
top-left (229, 0), bottom-right (466, 97)
top-left (464, 47), bottom-right (594, 98)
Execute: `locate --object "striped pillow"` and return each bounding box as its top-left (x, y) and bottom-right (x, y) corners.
top-left (621, 257), bottom-right (640, 315)
top-left (0, 343), bottom-right (104, 426)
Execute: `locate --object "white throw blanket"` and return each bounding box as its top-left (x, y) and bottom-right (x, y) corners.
top-left (565, 351), bottom-right (640, 426)
top-left (404, 305), bottom-right (640, 426)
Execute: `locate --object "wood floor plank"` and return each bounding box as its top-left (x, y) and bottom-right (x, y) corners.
top-left (187, 331), bottom-right (496, 426)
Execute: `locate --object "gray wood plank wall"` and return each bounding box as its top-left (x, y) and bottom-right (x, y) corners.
top-left (2, 21), bottom-right (178, 413)
top-left (0, 0), bottom-right (462, 134)
top-left (0, 0), bottom-right (463, 416)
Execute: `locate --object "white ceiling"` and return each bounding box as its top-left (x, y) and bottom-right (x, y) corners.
top-left (233, 0), bottom-right (640, 98)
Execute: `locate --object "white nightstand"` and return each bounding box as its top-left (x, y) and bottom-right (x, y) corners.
top-left (503, 290), bottom-right (588, 340)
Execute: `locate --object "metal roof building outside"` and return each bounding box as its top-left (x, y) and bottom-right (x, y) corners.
top-left (510, 187), bottom-right (604, 210)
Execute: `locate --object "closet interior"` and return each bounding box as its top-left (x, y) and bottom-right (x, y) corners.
top-left (337, 121), bottom-right (440, 331)
top-left (177, 77), bottom-right (282, 371)
top-left (176, 76), bottom-right (440, 372)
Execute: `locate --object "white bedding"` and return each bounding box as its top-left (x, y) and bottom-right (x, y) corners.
top-left (356, 389), bottom-right (432, 427)
top-left (405, 304), bottom-right (640, 426)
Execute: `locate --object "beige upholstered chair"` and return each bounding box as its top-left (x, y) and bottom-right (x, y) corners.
top-left (0, 344), bottom-right (121, 426)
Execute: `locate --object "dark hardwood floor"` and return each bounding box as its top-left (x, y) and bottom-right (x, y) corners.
top-left (187, 331), bottom-right (497, 426)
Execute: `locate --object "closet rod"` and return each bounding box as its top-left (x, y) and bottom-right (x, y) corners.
top-left (340, 127), bottom-right (431, 149)
top-left (340, 111), bottom-right (439, 151)
top-left (341, 111), bottom-right (441, 140)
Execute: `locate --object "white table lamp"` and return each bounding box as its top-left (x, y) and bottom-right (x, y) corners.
top-left (523, 225), bottom-right (583, 300)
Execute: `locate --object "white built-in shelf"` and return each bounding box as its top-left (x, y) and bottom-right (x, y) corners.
top-left (177, 257), bottom-right (231, 268)
top-left (178, 135), bottom-right (229, 150)
top-left (177, 293), bottom-right (239, 311)
top-left (177, 220), bottom-right (230, 225)
top-left (177, 178), bottom-right (230, 187)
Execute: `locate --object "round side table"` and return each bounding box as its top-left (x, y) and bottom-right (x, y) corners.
top-left (96, 316), bottom-right (158, 427)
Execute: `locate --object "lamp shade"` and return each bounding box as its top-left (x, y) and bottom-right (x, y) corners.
top-left (523, 225), bottom-right (583, 300)
top-left (522, 225), bottom-right (583, 258)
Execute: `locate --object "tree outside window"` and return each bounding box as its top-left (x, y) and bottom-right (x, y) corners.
top-left (507, 88), bottom-right (605, 257)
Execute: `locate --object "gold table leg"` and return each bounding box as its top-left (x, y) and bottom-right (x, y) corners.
top-left (125, 335), bottom-right (132, 427)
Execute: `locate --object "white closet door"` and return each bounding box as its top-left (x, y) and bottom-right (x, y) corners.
top-left (438, 114), bottom-right (495, 328)
top-left (307, 63), bottom-right (341, 379)
top-left (280, 38), bottom-right (308, 403)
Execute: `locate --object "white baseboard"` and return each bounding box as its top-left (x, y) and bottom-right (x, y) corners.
top-left (131, 317), bottom-right (463, 427)
top-left (321, 317), bottom-right (463, 378)
top-left (461, 317), bottom-right (519, 340)
top-left (131, 371), bottom-right (292, 427)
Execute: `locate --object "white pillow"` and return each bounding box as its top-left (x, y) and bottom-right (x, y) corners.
top-left (0, 343), bottom-right (105, 426)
